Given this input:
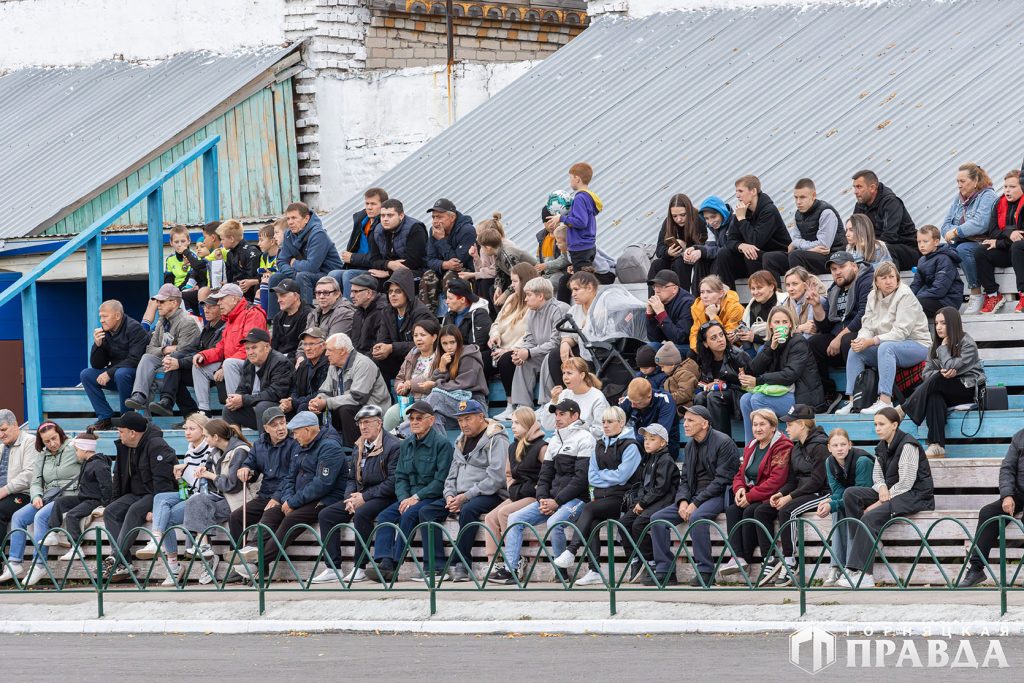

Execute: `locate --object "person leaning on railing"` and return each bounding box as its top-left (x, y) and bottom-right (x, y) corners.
top-left (959, 425), bottom-right (1024, 588)
top-left (836, 407), bottom-right (934, 589)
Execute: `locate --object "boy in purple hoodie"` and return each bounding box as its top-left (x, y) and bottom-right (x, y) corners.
top-left (544, 162), bottom-right (603, 272)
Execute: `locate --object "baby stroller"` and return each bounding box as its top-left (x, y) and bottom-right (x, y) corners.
top-left (555, 284), bottom-right (648, 402)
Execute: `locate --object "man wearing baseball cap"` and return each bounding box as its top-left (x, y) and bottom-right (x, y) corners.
top-left (313, 404), bottom-right (402, 584)
top-left (269, 278), bottom-right (312, 361)
top-left (348, 273), bottom-right (386, 355)
top-left (418, 400), bottom-right (507, 582)
top-left (369, 401), bottom-right (454, 584)
top-left (125, 283), bottom-right (201, 413)
top-left (281, 327), bottom-right (330, 418)
top-left (807, 251), bottom-right (874, 411)
top-left (646, 269), bottom-right (694, 351)
top-left (232, 406), bottom-right (300, 560)
top-left (191, 282), bottom-right (268, 415)
top-left (223, 328), bottom-right (294, 433)
top-left (646, 404), bottom-right (738, 587)
top-left (426, 198), bottom-right (476, 276)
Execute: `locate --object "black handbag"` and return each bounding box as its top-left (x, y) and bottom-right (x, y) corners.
top-left (41, 480), bottom-right (74, 504)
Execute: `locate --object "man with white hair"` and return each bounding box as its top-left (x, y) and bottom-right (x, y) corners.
top-left (81, 300), bottom-right (149, 430)
top-left (0, 410), bottom-right (40, 542)
top-left (507, 277), bottom-right (570, 415)
top-left (308, 332), bottom-right (391, 445)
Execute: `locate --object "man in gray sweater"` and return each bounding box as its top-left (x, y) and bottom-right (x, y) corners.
top-left (418, 400), bottom-right (508, 582)
top-left (126, 284), bottom-right (200, 410)
top-left (509, 277), bottom-right (570, 410)
top-left (309, 332), bottom-right (392, 446)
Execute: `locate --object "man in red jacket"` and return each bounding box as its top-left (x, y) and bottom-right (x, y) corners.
top-left (191, 283), bottom-right (268, 415)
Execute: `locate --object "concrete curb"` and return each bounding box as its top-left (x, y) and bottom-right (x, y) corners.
top-left (3, 618), bottom-right (1023, 635)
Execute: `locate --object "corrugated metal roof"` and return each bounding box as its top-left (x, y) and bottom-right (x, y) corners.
top-left (322, 0), bottom-right (1024, 257)
top-left (0, 44), bottom-right (300, 239)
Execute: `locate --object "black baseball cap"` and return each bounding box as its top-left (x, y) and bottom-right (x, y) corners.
top-left (446, 278), bottom-right (479, 303)
top-left (272, 278), bottom-right (302, 295)
top-left (548, 398), bottom-right (582, 415)
top-left (650, 269), bottom-right (681, 287)
top-left (826, 251), bottom-right (857, 267)
top-left (682, 405), bottom-right (713, 422)
top-left (428, 198), bottom-right (457, 213)
top-left (243, 328), bottom-right (271, 344)
top-left (779, 404), bottom-right (816, 422)
top-left (405, 400), bottom-right (436, 416)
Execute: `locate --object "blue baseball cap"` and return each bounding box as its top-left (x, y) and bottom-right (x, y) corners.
top-left (453, 399), bottom-right (486, 417)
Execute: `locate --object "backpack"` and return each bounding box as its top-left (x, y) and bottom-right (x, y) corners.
top-left (615, 244), bottom-right (655, 284)
top-left (851, 367), bottom-right (878, 412)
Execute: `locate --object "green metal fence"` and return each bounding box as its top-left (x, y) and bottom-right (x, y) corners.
top-left (1, 514), bottom-right (1020, 619)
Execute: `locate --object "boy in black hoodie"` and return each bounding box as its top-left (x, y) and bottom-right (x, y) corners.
top-left (619, 424), bottom-right (680, 582)
top-left (49, 432), bottom-right (112, 555)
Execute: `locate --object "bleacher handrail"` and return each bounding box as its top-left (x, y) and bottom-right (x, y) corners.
top-left (1, 136), bottom-right (221, 425)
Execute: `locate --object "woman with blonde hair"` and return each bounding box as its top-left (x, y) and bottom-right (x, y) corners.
top-left (845, 214), bottom-right (892, 267)
top-left (484, 407), bottom-right (547, 584)
top-left (490, 262), bottom-right (541, 420)
top-left (941, 162), bottom-right (998, 314)
top-left (463, 211), bottom-right (505, 301)
top-left (782, 266), bottom-right (826, 335)
top-left (538, 356), bottom-right (609, 439)
top-left (689, 274), bottom-right (744, 349)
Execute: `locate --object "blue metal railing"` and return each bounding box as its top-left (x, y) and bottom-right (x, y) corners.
top-left (0, 136), bottom-right (221, 425)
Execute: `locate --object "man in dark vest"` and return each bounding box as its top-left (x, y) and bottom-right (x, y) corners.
top-left (763, 178), bottom-right (844, 277)
top-left (367, 198), bottom-right (428, 286)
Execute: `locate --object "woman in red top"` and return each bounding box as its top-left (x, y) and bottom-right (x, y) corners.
top-left (720, 408), bottom-right (792, 581)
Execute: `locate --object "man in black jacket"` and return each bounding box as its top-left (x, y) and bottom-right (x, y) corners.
top-left (372, 268), bottom-right (434, 382)
top-left (647, 406), bottom-right (738, 587)
top-left (313, 404), bottom-right (401, 584)
top-left (349, 274), bottom-right (386, 355)
top-left (281, 327), bottom-right (330, 417)
top-left (81, 300), bottom-right (150, 430)
top-left (961, 428), bottom-right (1024, 587)
top-left (269, 278), bottom-right (312, 361)
top-left (148, 296), bottom-right (225, 418)
top-left (223, 328), bottom-right (294, 432)
top-left (808, 253), bottom-right (874, 406)
top-left (101, 413), bottom-right (177, 581)
top-left (367, 199), bottom-right (428, 283)
top-left (852, 170), bottom-right (919, 270)
top-left (333, 187), bottom-right (387, 297)
top-left (764, 178), bottom-right (844, 276)
top-left (713, 175), bottom-right (791, 287)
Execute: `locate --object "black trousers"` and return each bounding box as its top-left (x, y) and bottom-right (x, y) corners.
top-left (158, 366), bottom-right (199, 414)
top-left (885, 242), bottom-right (922, 273)
top-left (103, 493), bottom-right (154, 559)
top-left (256, 502), bottom-right (320, 571)
top-left (648, 255), bottom-right (698, 294)
top-left (49, 495), bottom-right (102, 542)
top-left (693, 389), bottom-right (739, 437)
top-left (923, 377), bottom-right (976, 446)
top-left (726, 501), bottom-right (775, 564)
top-left (713, 247), bottom-right (764, 288)
top-left (976, 242), bottom-right (1024, 294)
top-left (808, 332), bottom-right (851, 395)
top-left (567, 495), bottom-right (625, 571)
top-left (970, 497), bottom-right (1024, 572)
top-left (617, 494), bottom-right (673, 563)
top-left (0, 494), bottom-right (30, 542)
top-left (843, 486), bottom-right (929, 573)
top-left (329, 404), bottom-right (362, 447)
top-left (318, 496), bottom-right (395, 566)
top-left (228, 495), bottom-right (273, 545)
top-left (495, 351), bottom-right (517, 399)
top-left (224, 400), bottom-right (277, 433)
top-left (777, 493), bottom-right (830, 558)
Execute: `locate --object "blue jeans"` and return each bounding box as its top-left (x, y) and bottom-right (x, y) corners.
top-left (151, 491), bottom-right (187, 554)
top-left (502, 498), bottom-right (585, 569)
top-left (9, 501), bottom-right (55, 563)
top-left (267, 270), bottom-right (322, 317)
top-left (650, 494), bottom-right (727, 574)
top-left (80, 366), bottom-right (136, 421)
top-left (739, 391), bottom-right (795, 444)
top-left (956, 241), bottom-right (984, 289)
top-left (373, 498), bottom-right (441, 565)
top-left (418, 493), bottom-right (503, 566)
top-left (844, 340), bottom-right (928, 397)
top-left (329, 268), bottom-right (370, 299)
top-left (830, 509), bottom-right (851, 568)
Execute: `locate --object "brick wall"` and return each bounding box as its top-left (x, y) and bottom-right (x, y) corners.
top-left (365, 11), bottom-right (585, 69)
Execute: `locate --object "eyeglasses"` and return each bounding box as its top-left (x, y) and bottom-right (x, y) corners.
top-left (301, 341), bottom-right (324, 348)
top-left (315, 289), bottom-right (337, 296)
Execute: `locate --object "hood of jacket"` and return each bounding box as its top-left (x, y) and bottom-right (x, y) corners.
top-left (294, 211), bottom-right (324, 241)
top-left (226, 297), bottom-right (267, 325)
top-left (699, 195), bottom-right (732, 222)
top-left (386, 267), bottom-right (417, 303)
top-left (923, 242), bottom-right (962, 266)
top-left (579, 190), bottom-right (603, 213)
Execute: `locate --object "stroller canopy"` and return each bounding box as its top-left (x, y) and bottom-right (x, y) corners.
top-left (565, 284), bottom-right (648, 361)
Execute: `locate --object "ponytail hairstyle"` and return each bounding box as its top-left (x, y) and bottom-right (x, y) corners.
top-left (476, 212), bottom-right (505, 238)
top-left (561, 356), bottom-right (602, 390)
top-left (204, 418), bottom-right (252, 448)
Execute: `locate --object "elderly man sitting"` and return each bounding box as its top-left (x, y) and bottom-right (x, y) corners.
top-left (308, 332), bottom-right (392, 445)
top-left (223, 328), bottom-right (294, 432)
top-left (82, 299), bottom-right (149, 430)
top-left (125, 284), bottom-right (200, 412)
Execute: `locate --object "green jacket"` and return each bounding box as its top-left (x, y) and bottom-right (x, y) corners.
top-left (825, 449), bottom-right (874, 514)
top-left (30, 440), bottom-right (82, 501)
top-left (395, 428), bottom-right (453, 501)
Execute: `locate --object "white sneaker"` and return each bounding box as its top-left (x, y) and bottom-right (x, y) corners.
top-left (492, 406), bottom-right (515, 422)
top-left (833, 401), bottom-right (853, 416)
top-left (718, 557), bottom-right (748, 578)
top-left (197, 555), bottom-right (219, 585)
top-left (962, 294), bottom-right (984, 315)
top-left (24, 562), bottom-right (47, 587)
top-left (311, 568), bottom-right (341, 584)
top-left (135, 541), bottom-right (159, 560)
top-left (925, 443), bottom-right (946, 459)
top-left (822, 566), bottom-right (842, 587)
top-left (161, 563), bottom-right (181, 587)
top-left (184, 544), bottom-right (214, 560)
top-left (43, 533), bottom-right (63, 547)
top-left (232, 562), bottom-right (257, 581)
top-left (553, 550), bottom-right (576, 569)
top-left (58, 548), bottom-right (77, 562)
top-left (343, 567), bottom-right (367, 583)
top-left (575, 569), bottom-right (605, 586)
top-left (834, 569), bottom-right (875, 588)
top-left (238, 545), bottom-right (259, 562)
top-left (860, 400), bottom-right (890, 415)
top-left (0, 562), bottom-right (24, 583)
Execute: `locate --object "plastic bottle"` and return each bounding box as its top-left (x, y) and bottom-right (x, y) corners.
top-left (178, 478), bottom-right (189, 501)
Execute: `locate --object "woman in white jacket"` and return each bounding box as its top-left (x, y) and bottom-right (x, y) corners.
top-left (835, 262), bottom-right (931, 415)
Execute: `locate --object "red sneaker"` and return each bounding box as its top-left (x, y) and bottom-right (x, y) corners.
top-left (1016, 292), bottom-right (1024, 313)
top-left (980, 293), bottom-right (1004, 314)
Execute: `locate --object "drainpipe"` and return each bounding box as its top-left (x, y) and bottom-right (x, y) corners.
top-left (446, 0), bottom-right (454, 125)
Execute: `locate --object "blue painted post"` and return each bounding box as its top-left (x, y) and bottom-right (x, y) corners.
top-left (147, 187), bottom-right (164, 296)
top-left (21, 284), bottom-right (42, 426)
top-left (202, 146), bottom-right (220, 223)
top-left (85, 235), bottom-right (103, 363)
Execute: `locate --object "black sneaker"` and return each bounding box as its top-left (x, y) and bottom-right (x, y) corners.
top-left (758, 559), bottom-right (784, 587)
top-left (89, 418), bottom-right (113, 431)
top-left (629, 559), bottom-right (652, 584)
top-left (148, 396), bottom-right (175, 417)
top-left (959, 567), bottom-right (987, 588)
top-left (688, 571), bottom-right (714, 587)
top-left (368, 563), bottom-right (395, 584)
top-left (124, 393), bottom-right (148, 410)
top-left (774, 567), bottom-right (796, 587)
top-left (642, 571), bottom-right (678, 587)
top-left (489, 565), bottom-right (515, 584)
